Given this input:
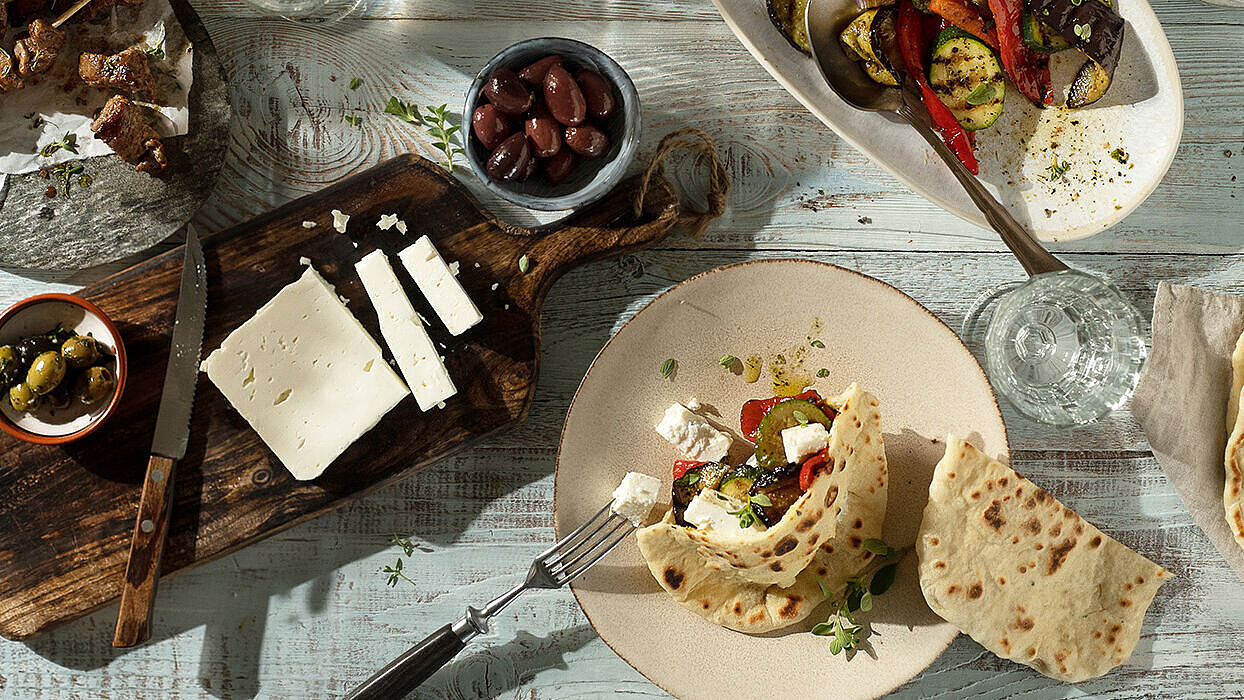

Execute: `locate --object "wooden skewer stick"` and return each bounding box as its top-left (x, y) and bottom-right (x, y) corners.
top-left (52, 0), bottom-right (96, 28)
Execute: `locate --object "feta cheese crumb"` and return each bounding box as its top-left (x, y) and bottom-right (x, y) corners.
top-left (781, 422), bottom-right (830, 464)
top-left (449, 261), bottom-right (460, 276)
top-left (331, 209), bottom-right (349, 233)
top-left (611, 472), bottom-right (661, 526)
top-left (684, 490), bottom-right (762, 533)
top-left (490, 283), bottom-right (499, 291)
top-left (686, 397), bottom-right (701, 411)
top-left (474, 262), bottom-right (480, 268)
top-left (437, 401), bottom-right (446, 409)
top-left (655, 403), bottom-right (732, 462)
top-left (395, 220), bottom-right (408, 234)
top-left (377, 213), bottom-right (399, 230)
top-left (298, 256), bottom-right (311, 266)
top-left (504, 304), bottom-right (510, 310)
top-left (301, 220), bottom-right (317, 229)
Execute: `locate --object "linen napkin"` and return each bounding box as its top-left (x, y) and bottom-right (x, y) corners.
top-left (1132, 282), bottom-right (1244, 582)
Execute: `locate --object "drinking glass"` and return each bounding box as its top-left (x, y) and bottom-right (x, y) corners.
top-left (963, 269), bottom-right (1147, 427)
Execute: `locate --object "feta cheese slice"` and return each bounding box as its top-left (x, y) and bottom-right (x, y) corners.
top-left (355, 250), bottom-right (457, 411)
top-left (781, 422), bottom-right (830, 464)
top-left (397, 236), bottom-right (483, 336)
top-left (611, 472), bottom-right (661, 526)
top-left (684, 490), bottom-right (763, 534)
top-left (200, 267), bottom-right (409, 480)
top-left (655, 403), bottom-right (732, 462)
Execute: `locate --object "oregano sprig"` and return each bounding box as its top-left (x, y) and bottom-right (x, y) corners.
top-left (811, 541), bottom-right (906, 657)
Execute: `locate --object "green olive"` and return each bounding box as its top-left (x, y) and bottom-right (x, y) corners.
top-left (8, 382), bottom-right (38, 412)
top-left (0, 345), bottom-right (18, 386)
top-left (61, 335), bottom-right (101, 369)
top-left (26, 351), bottom-right (66, 395)
top-left (74, 365), bottom-right (115, 405)
top-left (15, 335), bottom-right (56, 368)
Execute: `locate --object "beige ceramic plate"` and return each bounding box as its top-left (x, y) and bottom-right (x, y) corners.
top-left (555, 259), bottom-right (1009, 699)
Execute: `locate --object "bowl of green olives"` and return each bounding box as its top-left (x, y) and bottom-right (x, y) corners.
top-left (0, 293), bottom-right (127, 444)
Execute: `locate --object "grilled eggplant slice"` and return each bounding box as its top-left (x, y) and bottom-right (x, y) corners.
top-left (768, 0), bottom-right (812, 53)
top-left (1026, 0), bottom-right (1124, 107)
top-left (840, 7), bottom-right (901, 87)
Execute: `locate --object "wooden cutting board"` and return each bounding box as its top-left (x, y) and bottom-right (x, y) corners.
top-left (0, 154), bottom-right (680, 640)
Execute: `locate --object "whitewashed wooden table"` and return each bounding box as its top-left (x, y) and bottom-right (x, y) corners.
top-left (1, 0), bottom-right (1243, 697)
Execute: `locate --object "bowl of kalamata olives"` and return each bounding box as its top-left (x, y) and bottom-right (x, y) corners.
top-left (0, 293), bottom-right (127, 445)
top-left (464, 37), bottom-right (641, 211)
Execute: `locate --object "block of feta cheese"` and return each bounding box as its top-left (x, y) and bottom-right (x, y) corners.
top-left (355, 250), bottom-right (457, 411)
top-left (684, 490), bottom-right (764, 534)
top-left (781, 422), bottom-right (830, 464)
top-left (654, 403), bottom-right (732, 462)
top-left (397, 236), bottom-right (483, 336)
top-left (200, 267), bottom-right (409, 480)
top-left (611, 472), bottom-right (661, 525)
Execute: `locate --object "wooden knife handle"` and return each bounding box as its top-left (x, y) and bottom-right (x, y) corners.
top-left (345, 624), bottom-right (465, 699)
top-left (112, 454), bottom-right (178, 647)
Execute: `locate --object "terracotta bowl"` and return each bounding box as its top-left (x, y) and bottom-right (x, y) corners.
top-left (0, 294), bottom-right (128, 445)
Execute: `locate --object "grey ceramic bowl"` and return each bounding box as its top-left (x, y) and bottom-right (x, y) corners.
top-left (464, 37), bottom-right (641, 212)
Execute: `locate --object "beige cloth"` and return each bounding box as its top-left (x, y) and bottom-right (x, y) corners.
top-left (1132, 282), bottom-right (1244, 582)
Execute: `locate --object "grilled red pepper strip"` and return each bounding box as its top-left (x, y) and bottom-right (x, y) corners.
top-left (798, 449), bottom-right (829, 492)
top-left (987, 0), bottom-right (1053, 106)
top-left (896, 0), bottom-right (979, 175)
top-left (928, 0), bottom-right (999, 49)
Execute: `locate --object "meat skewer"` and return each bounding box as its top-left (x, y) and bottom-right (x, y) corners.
top-left (89, 95), bottom-right (167, 174)
top-left (10, 0), bottom-right (104, 78)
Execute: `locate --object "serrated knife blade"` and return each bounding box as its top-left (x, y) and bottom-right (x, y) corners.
top-left (150, 223), bottom-right (206, 459)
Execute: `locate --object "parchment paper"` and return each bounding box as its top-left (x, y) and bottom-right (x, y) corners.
top-left (1132, 281), bottom-right (1244, 582)
top-left (0, 0), bottom-right (194, 175)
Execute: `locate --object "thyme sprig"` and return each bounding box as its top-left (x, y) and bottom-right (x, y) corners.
top-left (40, 132), bottom-right (78, 158)
top-left (383, 98), bottom-right (465, 173)
top-left (383, 534), bottom-right (418, 587)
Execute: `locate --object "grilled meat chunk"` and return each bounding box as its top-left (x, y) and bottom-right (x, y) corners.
top-left (89, 95), bottom-right (167, 174)
top-left (0, 49), bottom-right (24, 92)
top-left (79, 48), bottom-right (154, 99)
top-left (13, 19), bottom-right (65, 76)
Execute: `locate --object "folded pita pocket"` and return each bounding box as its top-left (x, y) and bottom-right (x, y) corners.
top-left (917, 437), bottom-right (1171, 682)
top-left (1223, 330), bottom-right (1244, 550)
top-left (636, 384), bottom-right (888, 633)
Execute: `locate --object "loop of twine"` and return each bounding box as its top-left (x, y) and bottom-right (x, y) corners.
top-left (632, 128), bottom-right (730, 240)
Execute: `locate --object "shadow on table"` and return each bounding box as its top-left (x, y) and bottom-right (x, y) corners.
top-left (410, 624), bottom-right (598, 699)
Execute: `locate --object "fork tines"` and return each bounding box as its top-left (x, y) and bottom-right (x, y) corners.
top-left (540, 502), bottom-right (635, 586)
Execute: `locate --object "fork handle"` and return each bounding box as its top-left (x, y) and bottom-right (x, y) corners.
top-left (346, 624), bottom-right (465, 699)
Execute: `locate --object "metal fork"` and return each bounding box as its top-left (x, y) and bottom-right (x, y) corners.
top-left (345, 502), bottom-right (635, 699)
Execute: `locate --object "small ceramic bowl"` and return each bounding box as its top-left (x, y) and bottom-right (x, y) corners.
top-left (464, 37), bottom-right (642, 212)
top-left (0, 294), bottom-right (127, 445)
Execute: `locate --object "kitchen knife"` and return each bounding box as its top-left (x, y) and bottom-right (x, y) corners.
top-left (113, 224), bottom-right (207, 648)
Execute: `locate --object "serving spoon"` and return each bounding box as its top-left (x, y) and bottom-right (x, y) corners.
top-left (805, 0), bottom-right (1067, 277)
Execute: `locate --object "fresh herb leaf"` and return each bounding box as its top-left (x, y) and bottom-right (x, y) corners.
top-left (421, 103), bottom-right (465, 172)
top-left (384, 96), bottom-right (421, 124)
top-left (870, 563), bottom-right (899, 596)
top-left (390, 534), bottom-right (416, 556)
top-left (719, 354), bottom-right (737, 369)
top-left (1045, 159), bottom-right (1071, 181)
top-left (660, 358), bottom-right (677, 379)
top-left (518, 254), bottom-right (531, 273)
top-left (144, 45), bottom-right (165, 59)
top-left (811, 622), bottom-right (835, 636)
top-left (344, 114), bottom-right (363, 127)
top-left (349, 76), bottom-right (362, 90)
top-left (810, 339), bottom-right (825, 349)
top-left (964, 82), bottom-right (996, 106)
top-left (750, 493), bottom-right (773, 507)
top-left (50, 162), bottom-right (84, 198)
top-left (861, 538), bottom-right (895, 557)
top-left (816, 368), bottom-right (829, 378)
top-left (686, 472), bottom-right (701, 485)
top-left (40, 132), bottom-right (78, 157)
top-left (1073, 22), bottom-right (1091, 40)
top-left (1110, 147), bottom-right (1129, 164)
top-left (793, 409), bottom-right (809, 425)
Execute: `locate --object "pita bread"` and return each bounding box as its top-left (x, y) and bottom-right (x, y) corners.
top-left (636, 384), bottom-right (888, 633)
top-left (917, 437), bottom-right (1171, 682)
top-left (1223, 332), bottom-right (1244, 550)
